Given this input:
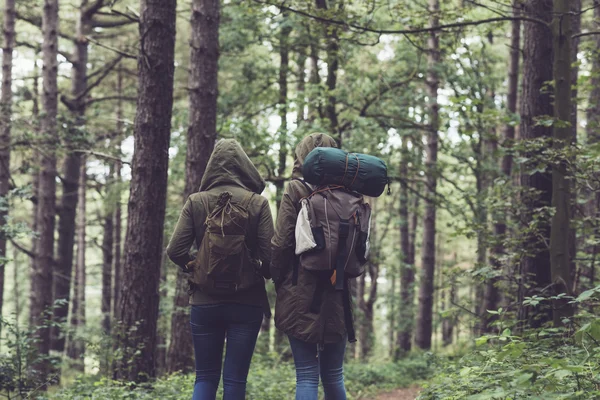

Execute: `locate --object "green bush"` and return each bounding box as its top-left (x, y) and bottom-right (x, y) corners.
top-left (419, 325), bottom-right (600, 400)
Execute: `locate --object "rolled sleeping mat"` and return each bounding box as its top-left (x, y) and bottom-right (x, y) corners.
top-left (302, 147), bottom-right (389, 197)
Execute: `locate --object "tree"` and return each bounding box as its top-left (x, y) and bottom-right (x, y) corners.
top-left (518, 0), bottom-right (553, 328)
top-left (66, 159), bottom-right (87, 371)
top-left (484, 3), bottom-right (522, 332)
top-left (167, 0), bottom-right (219, 374)
top-left (30, 0), bottom-right (60, 386)
top-left (415, 0), bottom-right (440, 350)
top-left (549, 0), bottom-right (574, 325)
top-left (0, 0), bottom-right (16, 325)
top-left (115, 0), bottom-right (177, 382)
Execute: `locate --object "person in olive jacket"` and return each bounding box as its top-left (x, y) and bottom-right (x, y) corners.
top-left (271, 133), bottom-right (349, 400)
top-left (167, 139), bottom-right (274, 400)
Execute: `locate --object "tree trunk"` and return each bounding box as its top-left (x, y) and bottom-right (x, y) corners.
top-left (29, 59), bottom-right (40, 329)
top-left (415, 0), bottom-right (440, 350)
top-left (397, 140), bottom-right (413, 357)
top-left (30, 0), bottom-right (59, 386)
top-left (167, 0), bottom-right (218, 375)
top-left (518, 0), bottom-right (553, 328)
top-left (101, 178), bottom-right (114, 335)
top-left (442, 275), bottom-right (456, 346)
top-left (156, 249), bottom-right (168, 375)
top-left (67, 159), bottom-right (87, 372)
top-left (583, 1), bottom-right (600, 294)
top-left (296, 44), bottom-right (307, 127)
top-left (0, 0), bottom-right (16, 330)
top-left (485, 5), bottom-right (521, 332)
top-left (549, 0), bottom-right (574, 325)
top-left (307, 25), bottom-right (321, 122)
top-left (52, 0), bottom-right (94, 354)
top-left (113, 68), bottom-right (123, 322)
top-left (115, 0), bottom-right (177, 382)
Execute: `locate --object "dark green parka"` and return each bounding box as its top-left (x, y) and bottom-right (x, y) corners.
top-left (167, 139), bottom-right (274, 310)
top-left (271, 133), bottom-right (349, 344)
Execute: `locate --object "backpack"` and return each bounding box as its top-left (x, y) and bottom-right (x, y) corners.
top-left (186, 191), bottom-right (261, 295)
top-left (294, 181), bottom-right (372, 343)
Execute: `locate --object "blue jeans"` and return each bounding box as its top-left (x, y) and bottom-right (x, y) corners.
top-left (190, 303), bottom-right (263, 400)
top-left (288, 335), bottom-right (347, 400)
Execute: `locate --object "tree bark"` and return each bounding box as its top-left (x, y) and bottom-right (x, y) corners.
top-left (101, 174), bottom-right (114, 335)
top-left (273, 14), bottom-right (292, 354)
top-left (29, 59), bottom-right (40, 329)
top-left (0, 0), bottom-right (16, 329)
top-left (583, 1), bottom-right (600, 293)
top-left (30, 0), bottom-right (59, 386)
top-left (115, 0), bottom-right (177, 382)
top-left (518, 0), bottom-right (553, 328)
top-left (296, 43), bottom-right (307, 127)
top-left (52, 0), bottom-right (95, 354)
top-left (549, 0), bottom-right (574, 325)
top-left (167, 0), bottom-right (218, 375)
top-left (67, 159), bottom-right (87, 372)
top-left (112, 68), bottom-right (123, 322)
top-left (415, 0), bottom-right (440, 350)
top-left (397, 139), bottom-right (413, 357)
top-left (485, 4), bottom-right (521, 332)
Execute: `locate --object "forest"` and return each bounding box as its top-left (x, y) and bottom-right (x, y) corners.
top-left (1, 0), bottom-right (599, 399)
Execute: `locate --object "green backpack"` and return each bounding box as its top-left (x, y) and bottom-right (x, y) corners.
top-left (186, 191), bottom-right (261, 295)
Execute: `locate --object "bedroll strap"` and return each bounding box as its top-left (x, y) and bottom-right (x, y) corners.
top-left (343, 279), bottom-right (357, 343)
top-left (334, 219), bottom-right (350, 291)
top-left (309, 279), bottom-right (325, 313)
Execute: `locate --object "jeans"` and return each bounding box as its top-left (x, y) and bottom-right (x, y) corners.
top-left (288, 335), bottom-right (347, 400)
top-left (190, 303), bottom-right (263, 400)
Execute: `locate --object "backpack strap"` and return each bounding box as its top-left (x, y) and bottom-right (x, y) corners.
top-left (293, 178), bottom-right (314, 197)
top-left (333, 218), bottom-right (350, 291)
top-left (240, 191), bottom-right (255, 210)
top-left (343, 278), bottom-right (357, 343)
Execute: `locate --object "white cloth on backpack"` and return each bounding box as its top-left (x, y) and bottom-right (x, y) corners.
top-left (295, 199), bottom-right (317, 255)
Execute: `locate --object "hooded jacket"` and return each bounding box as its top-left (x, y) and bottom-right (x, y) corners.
top-left (167, 139), bottom-right (274, 309)
top-left (271, 133), bottom-right (349, 344)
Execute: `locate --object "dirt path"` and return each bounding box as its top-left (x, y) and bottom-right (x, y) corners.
top-left (369, 385), bottom-right (421, 400)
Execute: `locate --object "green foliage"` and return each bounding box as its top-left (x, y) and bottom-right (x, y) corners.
top-left (419, 292), bottom-right (600, 400)
top-left (44, 354), bottom-right (432, 400)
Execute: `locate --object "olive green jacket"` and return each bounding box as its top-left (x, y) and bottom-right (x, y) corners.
top-left (167, 139), bottom-right (274, 310)
top-left (271, 133), bottom-right (349, 344)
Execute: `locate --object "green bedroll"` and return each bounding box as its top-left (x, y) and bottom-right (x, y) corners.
top-left (302, 147), bottom-right (390, 197)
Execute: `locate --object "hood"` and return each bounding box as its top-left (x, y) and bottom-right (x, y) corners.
top-left (199, 139), bottom-right (266, 194)
top-left (292, 133), bottom-right (338, 178)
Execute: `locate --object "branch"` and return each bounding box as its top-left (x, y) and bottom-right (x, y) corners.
top-left (91, 14), bottom-right (137, 28)
top-left (72, 150), bottom-right (131, 165)
top-left (573, 31), bottom-right (600, 39)
top-left (10, 239), bottom-right (35, 259)
top-left (84, 95), bottom-right (137, 107)
top-left (86, 36), bottom-right (137, 59)
top-left (253, 0), bottom-right (550, 36)
top-left (16, 11), bottom-right (76, 41)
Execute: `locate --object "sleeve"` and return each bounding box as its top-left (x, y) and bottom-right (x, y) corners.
top-left (256, 198), bottom-right (275, 279)
top-left (270, 183), bottom-right (301, 284)
top-left (166, 197), bottom-right (196, 270)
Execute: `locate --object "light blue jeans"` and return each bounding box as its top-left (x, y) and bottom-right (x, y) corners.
top-left (288, 335), bottom-right (347, 400)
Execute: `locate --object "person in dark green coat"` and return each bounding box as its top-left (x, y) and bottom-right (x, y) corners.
top-left (271, 133), bottom-right (349, 400)
top-left (167, 139), bottom-right (273, 400)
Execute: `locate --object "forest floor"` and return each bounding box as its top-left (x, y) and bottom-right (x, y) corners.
top-left (369, 385), bottom-right (421, 400)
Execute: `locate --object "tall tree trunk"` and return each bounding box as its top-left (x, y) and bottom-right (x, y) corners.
top-left (30, 0), bottom-right (59, 386)
top-left (167, 0), bottom-right (218, 374)
top-left (316, 0), bottom-right (340, 143)
top-left (115, 0), bottom-right (176, 382)
top-left (156, 249), bottom-right (168, 375)
top-left (518, 0), bottom-right (553, 328)
top-left (101, 175), bottom-right (114, 335)
top-left (0, 0), bottom-right (16, 329)
top-left (52, 0), bottom-right (94, 353)
top-left (415, 0), bottom-right (440, 350)
top-left (112, 68), bottom-right (123, 322)
top-left (29, 59), bottom-right (40, 329)
top-left (397, 140), bottom-right (413, 357)
top-left (485, 5), bottom-right (521, 331)
top-left (273, 14), bottom-right (292, 354)
top-left (583, 1), bottom-right (600, 293)
top-left (67, 159), bottom-right (87, 371)
top-left (296, 43), bottom-right (307, 128)
top-left (307, 25), bottom-right (321, 122)
top-left (442, 275), bottom-right (456, 346)
top-left (549, 0), bottom-right (574, 325)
